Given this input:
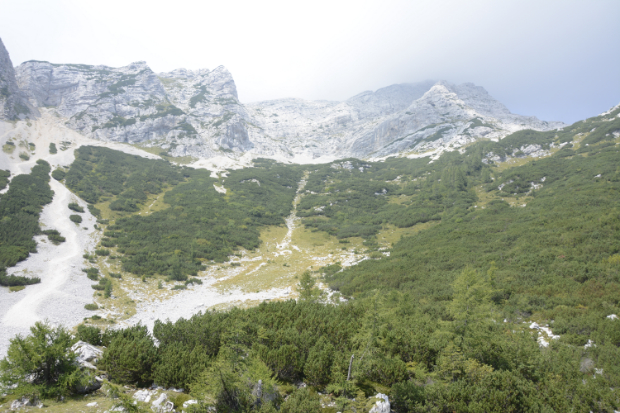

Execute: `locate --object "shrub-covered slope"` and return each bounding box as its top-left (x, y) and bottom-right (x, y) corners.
top-left (64, 147), bottom-right (304, 278)
top-left (0, 160), bottom-right (56, 286)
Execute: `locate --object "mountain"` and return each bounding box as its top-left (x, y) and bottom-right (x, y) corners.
top-left (15, 60), bottom-right (252, 156)
top-left (2, 32), bottom-right (620, 410)
top-left (0, 38), bottom-right (38, 120)
top-left (247, 81), bottom-right (565, 160)
top-left (7, 49), bottom-right (564, 162)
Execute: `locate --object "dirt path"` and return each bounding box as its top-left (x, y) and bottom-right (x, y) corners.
top-left (117, 175), bottom-right (312, 331)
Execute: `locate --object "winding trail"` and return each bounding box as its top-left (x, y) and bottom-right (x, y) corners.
top-left (276, 173), bottom-right (307, 253)
top-left (118, 174), bottom-right (311, 331)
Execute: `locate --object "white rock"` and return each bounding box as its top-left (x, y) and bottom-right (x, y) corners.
top-left (151, 393), bottom-right (173, 412)
top-left (607, 314), bottom-right (618, 320)
top-left (584, 339), bottom-right (596, 349)
top-left (133, 389), bottom-right (151, 403)
top-left (86, 402), bottom-right (98, 407)
top-left (183, 400), bottom-right (198, 408)
top-left (152, 393), bottom-right (167, 407)
top-left (10, 396), bottom-right (36, 410)
top-left (369, 393), bottom-right (390, 413)
top-left (71, 341), bottom-right (104, 366)
top-left (12, 53), bottom-right (564, 162)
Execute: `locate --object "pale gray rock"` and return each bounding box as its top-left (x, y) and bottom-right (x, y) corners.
top-left (369, 393), bottom-right (390, 413)
top-left (9, 396), bottom-right (41, 410)
top-left (71, 340), bottom-right (103, 367)
top-left (182, 399), bottom-right (198, 408)
top-left (8, 30), bottom-right (564, 162)
top-left (248, 80), bottom-right (564, 161)
top-left (15, 60), bottom-right (252, 155)
top-left (133, 389), bottom-right (152, 403)
top-left (0, 37), bottom-right (38, 120)
top-left (151, 393), bottom-right (173, 412)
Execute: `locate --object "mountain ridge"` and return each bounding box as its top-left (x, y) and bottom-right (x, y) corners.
top-left (0, 38), bottom-right (566, 164)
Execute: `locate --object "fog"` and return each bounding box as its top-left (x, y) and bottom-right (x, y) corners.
top-left (2, 0), bottom-right (619, 123)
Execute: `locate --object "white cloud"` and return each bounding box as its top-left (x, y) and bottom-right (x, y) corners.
top-left (1, 0), bottom-right (619, 122)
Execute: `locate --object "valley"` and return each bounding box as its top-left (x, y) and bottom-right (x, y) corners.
top-left (2, 32), bottom-right (620, 412)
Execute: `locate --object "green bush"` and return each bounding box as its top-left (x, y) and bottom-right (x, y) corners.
top-left (0, 271), bottom-right (41, 287)
top-left (51, 169), bottom-right (66, 181)
top-left (19, 153), bottom-right (30, 161)
top-left (0, 169), bottom-right (10, 191)
top-left (95, 249), bottom-right (110, 256)
top-left (99, 325), bottom-right (157, 385)
top-left (303, 336), bottom-right (334, 387)
top-left (41, 229), bottom-right (65, 244)
top-left (91, 278), bottom-right (112, 298)
top-left (151, 342), bottom-right (210, 389)
top-left (280, 388), bottom-right (321, 413)
top-left (84, 303), bottom-right (98, 311)
top-left (82, 268), bottom-right (99, 281)
top-left (68, 202), bottom-right (84, 213)
top-left (49, 143), bottom-right (57, 154)
top-left (391, 381), bottom-right (425, 412)
top-left (69, 214), bottom-right (82, 224)
top-left (0, 160), bottom-right (53, 268)
top-left (76, 325), bottom-right (102, 346)
top-left (0, 322), bottom-right (90, 397)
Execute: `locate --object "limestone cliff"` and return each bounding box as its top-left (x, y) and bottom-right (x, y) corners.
top-left (0, 38), bottom-right (38, 120)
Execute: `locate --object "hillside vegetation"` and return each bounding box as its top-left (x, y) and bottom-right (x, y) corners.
top-left (0, 160), bottom-right (60, 287)
top-left (64, 148), bottom-right (304, 279)
top-left (2, 106), bottom-right (620, 411)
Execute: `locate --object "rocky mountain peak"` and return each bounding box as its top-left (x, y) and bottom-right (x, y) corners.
top-left (0, 37), bottom-right (38, 120)
top-left (4, 37), bottom-right (565, 162)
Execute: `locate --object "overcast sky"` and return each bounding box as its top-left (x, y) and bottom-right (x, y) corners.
top-left (2, 0), bottom-right (619, 123)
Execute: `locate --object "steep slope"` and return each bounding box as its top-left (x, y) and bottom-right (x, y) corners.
top-left (15, 60), bottom-right (252, 155)
top-left (247, 80), bottom-right (565, 160)
top-left (0, 38), bottom-right (38, 120)
top-left (7, 35), bottom-right (563, 162)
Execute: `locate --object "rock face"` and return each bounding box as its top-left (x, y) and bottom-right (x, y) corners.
top-left (16, 60), bottom-right (252, 156)
top-left (247, 80), bottom-right (564, 160)
top-left (9, 35), bottom-right (564, 161)
top-left (0, 38), bottom-right (38, 120)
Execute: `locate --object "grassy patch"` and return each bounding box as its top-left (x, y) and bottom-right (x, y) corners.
top-left (2, 141), bottom-right (15, 154)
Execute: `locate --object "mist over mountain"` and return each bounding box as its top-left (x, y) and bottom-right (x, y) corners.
top-left (1, 40), bottom-right (564, 163)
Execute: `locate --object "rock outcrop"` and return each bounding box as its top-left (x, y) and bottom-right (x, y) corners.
top-left (369, 393), bottom-right (390, 413)
top-left (8, 35), bottom-right (564, 162)
top-left (15, 60), bottom-right (252, 156)
top-left (0, 38), bottom-right (38, 120)
top-left (247, 80), bottom-right (564, 160)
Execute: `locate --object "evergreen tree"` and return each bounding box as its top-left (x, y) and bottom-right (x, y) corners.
top-left (304, 336), bottom-right (334, 387)
top-left (297, 271), bottom-right (321, 302)
top-left (0, 322), bottom-right (90, 397)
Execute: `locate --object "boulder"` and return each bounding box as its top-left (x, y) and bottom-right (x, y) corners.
top-left (369, 393), bottom-right (390, 413)
top-left (9, 396), bottom-right (41, 410)
top-left (72, 340), bottom-right (104, 368)
top-left (151, 393), bottom-right (174, 412)
top-left (183, 399), bottom-right (198, 409)
top-left (133, 389), bottom-right (153, 403)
